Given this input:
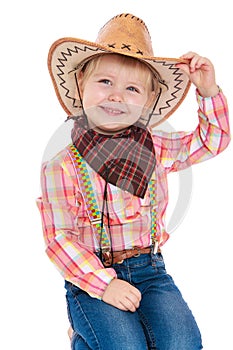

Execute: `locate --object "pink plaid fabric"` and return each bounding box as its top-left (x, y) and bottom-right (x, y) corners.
top-left (37, 90), bottom-right (230, 299)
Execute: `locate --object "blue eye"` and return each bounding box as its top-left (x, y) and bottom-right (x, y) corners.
top-left (99, 79), bottom-right (111, 85)
top-left (127, 86), bottom-right (139, 93)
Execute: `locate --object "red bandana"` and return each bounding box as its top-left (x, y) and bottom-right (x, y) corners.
top-left (71, 117), bottom-right (156, 198)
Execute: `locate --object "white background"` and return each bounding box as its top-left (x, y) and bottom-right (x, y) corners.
top-left (1, 1), bottom-right (232, 349)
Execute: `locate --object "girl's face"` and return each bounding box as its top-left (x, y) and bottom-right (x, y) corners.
top-left (79, 54), bottom-right (155, 134)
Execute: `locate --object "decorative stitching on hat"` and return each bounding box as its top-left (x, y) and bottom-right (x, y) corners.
top-left (56, 45), bottom-right (101, 108)
top-left (119, 13), bottom-right (150, 33)
top-left (121, 44), bottom-right (131, 51)
top-left (155, 62), bottom-right (184, 115)
top-left (100, 13), bottom-right (151, 40)
top-left (107, 43), bottom-right (143, 55)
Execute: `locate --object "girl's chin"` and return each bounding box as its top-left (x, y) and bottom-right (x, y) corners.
top-left (93, 124), bottom-right (131, 134)
top-left (90, 118), bottom-right (140, 131)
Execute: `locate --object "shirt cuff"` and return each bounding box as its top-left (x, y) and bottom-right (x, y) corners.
top-left (196, 86), bottom-right (221, 100)
top-left (196, 87), bottom-right (228, 129)
top-left (76, 267), bottom-right (117, 300)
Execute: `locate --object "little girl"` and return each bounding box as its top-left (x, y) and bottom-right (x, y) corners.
top-left (37, 13), bottom-right (230, 349)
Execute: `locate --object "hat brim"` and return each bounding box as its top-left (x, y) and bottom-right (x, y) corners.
top-left (48, 38), bottom-right (191, 128)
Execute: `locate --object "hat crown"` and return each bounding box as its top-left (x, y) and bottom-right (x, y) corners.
top-left (96, 13), bottom-right (154, 57)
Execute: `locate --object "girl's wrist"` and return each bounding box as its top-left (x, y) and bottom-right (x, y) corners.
top-left (198, 84), bottom-right (219, 98)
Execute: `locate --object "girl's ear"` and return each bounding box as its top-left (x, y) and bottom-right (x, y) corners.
top-left (141, 91), bottom-right (156, 124)
top-left (145, 91), bottom-right (156, 110)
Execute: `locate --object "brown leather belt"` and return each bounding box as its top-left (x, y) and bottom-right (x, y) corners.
top-left (103, 247), bottom-right (152, 266)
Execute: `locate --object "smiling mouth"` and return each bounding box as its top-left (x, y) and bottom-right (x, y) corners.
top-left (100, 106), bottom-right (126, 116)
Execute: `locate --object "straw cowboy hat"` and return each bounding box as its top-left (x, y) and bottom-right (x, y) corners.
top-left (48, 13), bottom-right (191, 127)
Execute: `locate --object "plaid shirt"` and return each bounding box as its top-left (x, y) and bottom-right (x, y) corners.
top-left (37, 90), bottom-right (230, 299)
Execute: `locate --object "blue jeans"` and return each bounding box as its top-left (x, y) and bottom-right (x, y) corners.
top-left (65, 252), bottom-right (202, 350)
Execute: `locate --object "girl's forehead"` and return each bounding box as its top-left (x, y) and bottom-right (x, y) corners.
top-left (94, 55), bottom-right (151, 78)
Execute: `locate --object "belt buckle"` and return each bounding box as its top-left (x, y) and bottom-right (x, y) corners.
top-left (102, 248), bottom-right (112, 267)
top-left (133, 247), bottom-right (141, 258)
top-left (117, 259), bottom-right (124, 264)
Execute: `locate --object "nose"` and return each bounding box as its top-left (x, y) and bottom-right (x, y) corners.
top-left (108, 88), bottom-right (123, 102)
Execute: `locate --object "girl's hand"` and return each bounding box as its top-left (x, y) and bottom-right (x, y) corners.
top-left (102, 278), bottom-right (141, 312)
top-left (176, 52), bottom-right (219, 97)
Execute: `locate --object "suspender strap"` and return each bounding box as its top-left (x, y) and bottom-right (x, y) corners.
top-left (68, 144), bottom-right (157, 250)
top-left (148, 173), bottom-right (158, 252)
top-left (68, 144), bottom-right (110, 249)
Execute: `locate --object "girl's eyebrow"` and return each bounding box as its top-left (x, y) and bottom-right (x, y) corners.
top-left (92, 72), bottom-right (114, 79)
